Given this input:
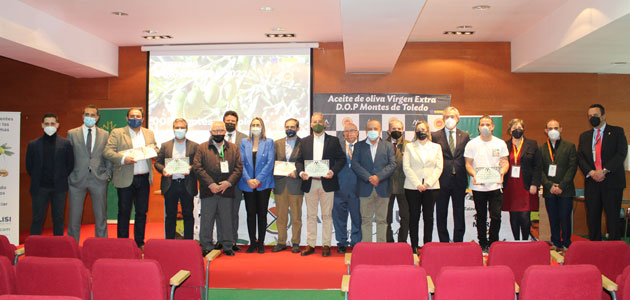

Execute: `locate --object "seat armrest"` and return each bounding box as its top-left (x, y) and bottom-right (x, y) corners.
top-left (602, 275), bottom-right (618, 292)
top-left (345, 253), bottom-right (352, 265)
top-left (515, 282), bottom-right (520, 293)
top-left (14, 247), bottom-right (24, 256)
top-left (427, 275), bottom-right (435, 293)
top-left (341, 275), bottom-right (350, 292)
top-left (413, 254), bottom-right (419, 266)
top-left (205, 249), bottom-right (222, 261)
top-left (170, 270), bottom-right (191, 286)
top-left (550, 250), bottom-right (564, 264)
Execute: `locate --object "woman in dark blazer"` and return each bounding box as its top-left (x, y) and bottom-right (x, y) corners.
top-left (502, 118), bottom-right (542, 240)
top-left (238, 117), bottom-right (275, 253)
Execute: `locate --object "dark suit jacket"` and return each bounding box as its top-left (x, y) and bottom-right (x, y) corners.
top-left (192, 141), bottom-right (243, 198)
top-left (154, 139), bottom-right (199, 196)
top-left (385, 136), bottom-right (410, 195)
top-left (26, 134), bottom-right (74, 193)
top-left (503, 138), bottom-right (542, 190)
top-left (335, 139), bottom-right (358, 197)
top-left (295, 133), bottom-right (346, 193)
top-left (539, 139), bottom-right (577, 197)
top-left (351, 139), bottom-right (397, 198)
top-left (274, 137), bottom-right (304, 195)
top-left (577, 124), bottom-right (628, 189)
top-left (431, 128), bottom-right (470, 189)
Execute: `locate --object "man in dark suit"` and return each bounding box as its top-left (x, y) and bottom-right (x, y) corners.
top-left (577, 104), bottom-right (627, 241)
top-left (332, 122), bottom-right (361, 254)
top-left (154, 118), bottom-right (198, 239)
top-left (67, 105), bottom-right (111, 242)
top-left (431, 107), bottom-right (470, 242)
top-left (26, 113), bottom-right (74, 235)
top-left (540, 119), bottom-right (577, 250)
top-left (296, 112), bottom-right (346, 257)
top-left (272, 118), bottom-right (304, 253)
top-left (352, 120), bottom-right (397, 243)
top-left (385, 118), bottom-right (410, 244)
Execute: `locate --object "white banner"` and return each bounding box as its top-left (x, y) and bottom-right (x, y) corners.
top-left (0, 112), bottom-right (20, 245)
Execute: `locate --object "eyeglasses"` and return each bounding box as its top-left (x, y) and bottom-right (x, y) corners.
top-left (344, 130), bottom-right (358, 133)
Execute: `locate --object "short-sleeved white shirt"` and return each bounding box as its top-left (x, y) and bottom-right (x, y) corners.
top-left (464, 136), bottom-right (509, 191)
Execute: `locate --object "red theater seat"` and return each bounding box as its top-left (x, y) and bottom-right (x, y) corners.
top-left (419, 242), bottom-right (483, 280)
top-left (347, 265), bottom-right (429, 300)
top-left (346, 242), bottom-right (415, 274)
top-left (0, 296), bottom-right (83, 300)
top-left (434, 266), bottom-right (515, 300)
top-left (23, 236), bottom-right (80, 259)
top-left (0, 236), bottom-right (17, 265)
top-left (81, 238), bottom-right (141, 271)
top-left (0, 257), bottom-right (15, 295)
top-left (487, 241), bottom-right (550, 284)
top-left (519, 265), bottom-right (601, 300)
top-left (617, 266), bottom-right (630, 300)
top-left (92, 259), bottom-right (167, 300)
top-left (15, 257), bottom-right (90, 300)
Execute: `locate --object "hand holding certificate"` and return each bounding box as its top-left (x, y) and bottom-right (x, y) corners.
top-left (165, 158), bottom-right (190, 175)
top-left (120, 145), bottom-right (158, 161)
top-left (475, 167), bottom-right (502, 184)
top-left (304, 160), bottom-right (330, 177)
top-left (274, 161), bottom-right (296, 176)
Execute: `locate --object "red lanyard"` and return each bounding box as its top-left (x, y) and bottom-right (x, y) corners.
top-left (512, 140), bottom-right (523, 165)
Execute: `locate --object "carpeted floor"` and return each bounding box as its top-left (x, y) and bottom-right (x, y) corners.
top-left (208, 289), bottom-right (344, 300)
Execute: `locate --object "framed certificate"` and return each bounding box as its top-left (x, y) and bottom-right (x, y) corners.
top-left (305, 160), bottom-right (330, 177)
top-left (475, 167), bottom-right (501, 184)
top-left (274, 161), bottom-right (296, 176)
top-left (120, 145), bottom-right (158, 160)
top-left (164, 157), bottom-right (190, 174)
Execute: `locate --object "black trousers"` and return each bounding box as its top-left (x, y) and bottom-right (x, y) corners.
top-left (545, 195), bottom-right (573, 248)
top-left (585, 181), bottom-right (623, 241)
top-left (164, 180), bottom-right (194, 239)
top-left (117, 174), bottom-right (150, 247)
top-left (509, 211), bottom-right (531, 240)
top-left (386, 193), bottom-right (409, 243)
top-left (472, 190), bottom-right (503, 248)
top-left (244, 188), bottom-right (271, 245)
top-left (436, 177), bottom-right (467, 242)
top-left (30, 187), bottom-right (66, 236)
top-left (405, 189), bottom-right (438, 248)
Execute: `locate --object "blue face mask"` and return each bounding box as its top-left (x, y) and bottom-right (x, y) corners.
top-left (174, 129), bottom-right (186, 140)
top-left (286, 129), bottom-right (296, 137)
top-left (128, 118), bottom-right (142, 129)
top-left (367, 131), bottom-right (380, 141)
top-left (84, 117), bottom-right (97, 127)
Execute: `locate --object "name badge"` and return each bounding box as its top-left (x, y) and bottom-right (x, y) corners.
top-left (220, 161), bottom-right (229, 173)
top-left (548, 164), bottom-right (557, 177)
top-left (511, 166), bottom-right (521, 178)
top-left (492, 149), bottom-right (501, 157)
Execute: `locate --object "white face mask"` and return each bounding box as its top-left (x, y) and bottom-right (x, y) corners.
top-left (479, 126), bottom-right (491, 137)
top-left (547, 129), bottom-right (560, 141)
top-left (44, 126), bottom-right (57, 136)
top-left (174, 129), bottom-right (186, 140)
top-left (251, 127), bottom-right (262, 137)
top-left (445, 117), bottom-right (457, 130)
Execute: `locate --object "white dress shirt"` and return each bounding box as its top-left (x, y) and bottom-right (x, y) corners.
top-left (313, 133), bottom-right (325, 161)
top-left (129, 128), bottom-right (149, 175)
top-left (366, 138), bottom-right (379, 162)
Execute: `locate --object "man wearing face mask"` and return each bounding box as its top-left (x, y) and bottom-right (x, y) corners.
top-left (540, 119), bottom-right (577, 250)
top-left (295, 113), bottom-right (346, 256)
top-left (385, 118), bottom-right (410, 244)
top-left (26, 113), bottom-right (74, 236)
top-left (352, 120), bottom-right (397, 243)
top-left (431, 106), bottom-right (470, 243)
top-left (103, 107), bottom-right (157, 248)
top-left (154, 118), bottom-right (198, 239)
top-left (577, 104), bottom-right (627, 241)
top-left (66, 105), bottom-right (112, 242)
top-left (273, 118), bottom-right (304, 253)
top-left (464, 115), bottom-right (509, 251)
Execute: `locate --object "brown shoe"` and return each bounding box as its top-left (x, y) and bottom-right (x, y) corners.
top-left (322, 246), bottom-right (331, 257)
top-left (301, 246), bottom-right (315, 256)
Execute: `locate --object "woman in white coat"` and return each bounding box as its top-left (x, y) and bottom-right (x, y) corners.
top-left (403, 120), bottom-right (443, 253)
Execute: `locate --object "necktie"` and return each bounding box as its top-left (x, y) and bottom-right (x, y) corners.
top-left (87, 128), bottom-right (92, 155)
top-left (227, 133), bottom-right (233, 143)
top-left (449, 131), bottom-right (456, 174)
top-left (348, 143), bottom-right (354, 159)
top-left (595, 129), bottom-right (602, 170)
top-left (393, 141), bottom-right (397, 155)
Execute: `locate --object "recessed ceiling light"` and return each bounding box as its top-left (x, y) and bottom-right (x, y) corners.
top-left (143, 29), bottom-right (157, 34)
top-left (611, 62), bottom-right (628, 65)
top-left (472, 5), bottom-right (490, 11)
top-left (142, 35), bottom-right (172, 40)
top-left (260, 6), bottom-right (273, 12)
top-left (265, 33), bottom-right (296, 38)
top-left (272, 27), bottom-right (286, 31)
top-left (443, 31), bottom-right (475, 35)
top-left (111, 11), bottom-right (128, 16)
top-left (457, 25), bottom-right (473, 30)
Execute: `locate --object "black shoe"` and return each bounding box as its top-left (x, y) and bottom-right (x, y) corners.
top-left (258, 245), bottom-right (265, 254)
top-left (337, 246), bottom-right (347, 254)
top-left (223, 249), bottom-right (235, 256)
top-left (246, 244), bottom-right (258, 253)
top-left (272, 244), bottom-right (287, 252)
top-left (214, 242), bottom-right (223, 250)
top-left (322, 246), bottom-right (331, 257)
top-left (412, 246), bottom-right (418, 255)
top-left (232, 245), bottom-right (241, 252)
top-left (292, 245), bottom-right (301, 253)
top-left (202, 249), bottom-right (211, 257)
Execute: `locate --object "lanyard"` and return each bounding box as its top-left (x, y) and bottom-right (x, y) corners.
top-left (346, 143), bottom-right (353, 159)
top-left (512, 139), bottom-right (524, 165)
top-left (546, 139), bottom-right (555, 163)
top-left (218, 144), bottom-right (224, 160)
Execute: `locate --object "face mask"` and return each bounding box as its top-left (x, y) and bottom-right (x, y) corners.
top-left (225, 123), bottom-right (236, 132)
top-left (286, 129), bottom-right (297, 137)
top-left (128, 118), bottom-right (142, 129)
top-left (511, 129), bottom-right (524, 139)
top-left (44, 126), bottom-right (57, 136)
top-left (547, 129), bottom-right (560, 141)
top-left (367, 131), bottom-right (380, 141)
top-left (416, 131), bottom-right (428, 140)
top-left (174, 129), bottom-right (186, 140)
top-left (445, 117), bottom-right (457, 130)
top-left (589, 116), bottom-right (601, 127)
top-left (84, 117), bottom-right (96, 127)
top-left (312, 124), bottom-right (325, 134)
top-left (480, 126), bottom-right (491, 137)
top-left (251, 127), bottom-right (262, 137)
top-left (390, 131), bottom-right (402, 140)
top-left (212, 135), bottom-right (225, 143)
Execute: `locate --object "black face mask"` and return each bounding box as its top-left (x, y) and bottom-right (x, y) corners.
top-left (511, 129), bottom-right (524, 139)
top-left (416, 132), bottom-right (428, 140)
top-left (212, 135), bottom-right (225, 143)
top-left (390, 131), bottom-right (402, 140)
top-left (225, 123), bottom-right (236, 132)
top-left (589, 116), bottom-right (601, 127)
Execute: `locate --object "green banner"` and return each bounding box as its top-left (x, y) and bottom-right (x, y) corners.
top-left (98, 108), bottom-right (132, 221)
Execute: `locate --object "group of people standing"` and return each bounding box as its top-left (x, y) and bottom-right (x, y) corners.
top-left (26, 103), bottom-right (626, 257)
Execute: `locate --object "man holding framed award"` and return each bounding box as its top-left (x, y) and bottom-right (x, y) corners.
top-left (464, 115), bottom-right (509, 252)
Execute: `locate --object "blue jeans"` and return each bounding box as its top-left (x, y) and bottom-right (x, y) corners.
top-left (333, 190), bottom-right (362, 247)
top-left (545, 195), bottom-right (573, 248)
